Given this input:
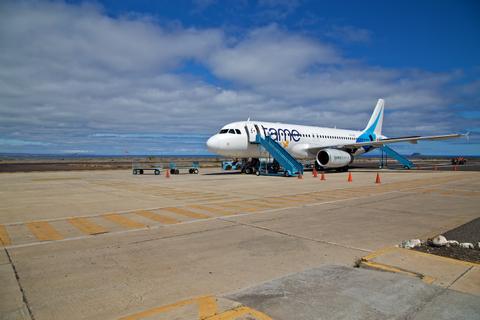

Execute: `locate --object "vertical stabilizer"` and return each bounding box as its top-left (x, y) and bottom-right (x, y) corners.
top-left (362, 99), bottom-right (384, 137)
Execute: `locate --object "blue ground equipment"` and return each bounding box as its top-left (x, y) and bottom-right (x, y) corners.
top-left (222, 160), bottom-right (242, 170)
top-left (255, 135), bottom-right (304, 177)
top-left (380, 145), bottom-right (414, 169)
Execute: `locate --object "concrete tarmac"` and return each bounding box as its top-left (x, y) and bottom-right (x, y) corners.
top-left (0, 168), bottom-right (479, 319)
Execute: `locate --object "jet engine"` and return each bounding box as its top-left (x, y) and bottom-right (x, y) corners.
top-left (316, 149), bottom-right (353, 168)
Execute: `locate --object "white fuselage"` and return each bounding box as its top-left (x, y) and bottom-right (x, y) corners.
top-left (206, 121), bottom-right (379, 159)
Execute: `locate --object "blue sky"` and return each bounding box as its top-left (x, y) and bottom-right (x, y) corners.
top-left (0, 0), bottom-right (479, 155)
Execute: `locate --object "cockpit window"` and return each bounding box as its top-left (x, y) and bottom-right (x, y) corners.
top-left (228, 129), bottom-right (235, 134)
top-left (235, 129), bottom-right (241, 134)
top-left (219, 129), bottom-right (228, 134)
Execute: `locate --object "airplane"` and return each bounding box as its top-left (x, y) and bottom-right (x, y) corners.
top-left (206, 99), bottom-right (464, 173)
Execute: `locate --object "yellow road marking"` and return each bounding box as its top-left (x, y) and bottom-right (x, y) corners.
top-left (252, 201), bottom-right (284, 208)
top-left (0, 224), bottom-right (11, 246)
top-left (187, 205), bottom-right (234, 216)
top-left (135, 210), bottom-right (179, 224)
top-left (213, 203), bottom-right (259, 212)
top-left (361, 246), bottom-right (480, 284)
top-left (198, 296), bottom-right (218, 319)
top-left (206, 306), bottom-right (273, 320)
top-left (162, 207), bottom-right (210, 219)
top-left (103, 214), bottom-right (146, 229)
top-left (362, 246), bottom-right (396, 261)
top-left (118, 296), bottom-right (217, 320)
top-left (26, 221), bottom-right (63, 241)
top-left (361, 260), bottom-right (424, 280)
top-left (215, 202), bottom-right (256, 209)
top-left (68, 217), bottom-right (108, 235)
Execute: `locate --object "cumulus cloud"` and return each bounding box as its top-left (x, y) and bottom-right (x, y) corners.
top-left (0, 1), bottom-right (477, 155)
top-left (209, 24), bottom-right (340, 85)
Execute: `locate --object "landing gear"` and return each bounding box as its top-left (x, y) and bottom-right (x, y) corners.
top-left (241, 158), bottom-right (260, 174)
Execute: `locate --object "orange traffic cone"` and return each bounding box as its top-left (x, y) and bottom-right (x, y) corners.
top-left (320, 172), bottom-right (326, 181)
top-left (375, 173), bottom-right (381, 184)
top-left (165, 169), bottom-right (170, 178)
top-left (347, 172), bottom-right (353, 182)
top-left (453, 165), bottom-right (458, 171)
top-left (298, 174), bottom-right (303, 179)
top-left (313, 168), bottom-right (318, 178)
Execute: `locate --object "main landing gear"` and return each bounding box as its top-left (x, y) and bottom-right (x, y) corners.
top-left (241, 158), bottom-right (260, 174)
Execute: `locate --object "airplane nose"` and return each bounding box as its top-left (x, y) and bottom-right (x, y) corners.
top-left (206, 135), bottom-right (219, 153)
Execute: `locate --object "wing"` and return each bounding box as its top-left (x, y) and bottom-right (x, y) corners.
top-left (340, 133), bottom-right (465, 148)
top-left (300, 133), bottom-right (466, 156)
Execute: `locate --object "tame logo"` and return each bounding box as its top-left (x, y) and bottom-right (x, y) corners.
top-left (261, 125), bottom-right (301, 142)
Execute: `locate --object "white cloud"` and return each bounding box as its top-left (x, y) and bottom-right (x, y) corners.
top-left (0, 1), bottom-right (477, 154)
top-left (209, 24), bottom-right (340, 85)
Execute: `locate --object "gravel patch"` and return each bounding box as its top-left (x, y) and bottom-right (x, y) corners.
top-left (414, 218), bottom-right (480, 263)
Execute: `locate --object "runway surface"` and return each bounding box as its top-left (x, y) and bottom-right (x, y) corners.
top-left (1, 168), bottom-right (479, 319)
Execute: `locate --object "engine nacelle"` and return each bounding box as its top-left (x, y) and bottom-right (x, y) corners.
top-left (316, 149), bottom-right (353, 168)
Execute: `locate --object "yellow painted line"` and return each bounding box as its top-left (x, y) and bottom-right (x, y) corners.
top-left (362, 246), bottom-right (396, 261)
top-left (361, 260), bottom-right (422, 279)
top-left (162, 207), bottom-right (211, 219)
top-left (198, 296), bottom-right (218, 319)
top-left (103, 214), bottom-right (146, 229)
top-left (68, 217), bottom-right (108, 235)
top-left (26, 221), bottom-right (63, 241)
top-left (213, 203), bottom-right (259, 212)
top-left (361, 260), bottom-right (435, 284)
top-left (216, 202), bottom-right (257, 209)
top-left (135, 210), bottom-right (179, 224)
top-left (254, 202), bottom-right (286, 208)
top-left (118, 296), bottom-right (217, 320)
top-left (0, 224), bottom-right (11, 246)
top-left (422, 275), bottom-right (436, 284)
top-left (207, 306), bottom-right (273, 320)
top-left (187, 204), bottom-right (234, 216)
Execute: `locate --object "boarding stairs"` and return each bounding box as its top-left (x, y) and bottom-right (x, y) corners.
top-left (380, 145), bottom-right (414, 169)
top-left (255, 135), bottom-right (304, 176)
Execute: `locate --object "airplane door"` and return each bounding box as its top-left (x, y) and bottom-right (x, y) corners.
top-left (245, 122), bottom-right (262, 143)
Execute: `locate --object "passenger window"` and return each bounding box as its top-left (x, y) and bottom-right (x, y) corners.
top-left (228, 129), bottom-right (235, 134)
top-left (219, 129), bottom-right (228, 134)
top-left (235, 129), bottom-right (241, 134)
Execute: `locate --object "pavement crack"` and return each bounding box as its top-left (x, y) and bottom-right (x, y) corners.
top-left (220, 218), bottom-right (371, 253)
top-left (126, 223), bottom-right (238, 246)
top-left (447, 265), bottom-right (473, 289)
top-left (4, 247), bottom-right (36, 320)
